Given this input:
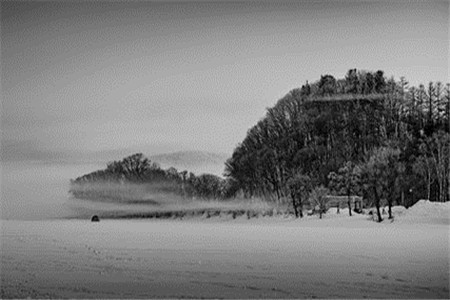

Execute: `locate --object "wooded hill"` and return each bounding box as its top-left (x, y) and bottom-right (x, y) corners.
top-left (70, 69), bottom-right (449, 222)
top-left (224, 69), bottom-right (449, 220)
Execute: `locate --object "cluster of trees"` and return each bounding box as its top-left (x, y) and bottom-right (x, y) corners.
top-left (70, 153), bottom-right (237, 200)
top-left (225, 69), bottom-right (449, 221)
top-left (71, 69), bottom-right (449, 222)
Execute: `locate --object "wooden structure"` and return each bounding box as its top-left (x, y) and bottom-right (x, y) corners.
top-left (325, 195), bottom-right (364, 212)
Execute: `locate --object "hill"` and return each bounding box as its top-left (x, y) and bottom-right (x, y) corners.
top-left (149, 151), bottom-right (229, 177)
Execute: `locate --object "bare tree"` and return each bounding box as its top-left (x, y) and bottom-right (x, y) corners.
top-left (420, 131), bottom-right (450, 202)
top-left (287, 174), bottom-right (311, 218)
top-left (309, 186), bottom-right (329, 219)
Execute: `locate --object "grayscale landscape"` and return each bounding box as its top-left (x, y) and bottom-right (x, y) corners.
top-left (1, 1), bottom-right (449, 299)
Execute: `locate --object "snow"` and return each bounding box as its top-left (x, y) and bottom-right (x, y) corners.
top-left (1, 208), bottom-right (449, 298)
top-left (393, 200), bottom-right (450, 225)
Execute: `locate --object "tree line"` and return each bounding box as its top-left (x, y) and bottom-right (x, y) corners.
top-left (70, 153), bottom-right (238, 200)
top-left (225, 69), bottom-right (449, 221)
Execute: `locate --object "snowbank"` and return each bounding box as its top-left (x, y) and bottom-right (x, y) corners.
top-left (394, 200), bottom-right (450, 225)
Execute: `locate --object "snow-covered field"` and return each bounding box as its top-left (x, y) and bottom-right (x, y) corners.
top-left (1, 201), bottom-right (449, 299)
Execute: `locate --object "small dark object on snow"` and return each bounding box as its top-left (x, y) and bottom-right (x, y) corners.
top-left (91, 215), bottom-right (100, 222)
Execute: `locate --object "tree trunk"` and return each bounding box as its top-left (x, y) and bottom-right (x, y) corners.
top-left (291, 192), bottom-right (298, 218)
top-left (347, 192), bottom-right (352, 216)
top-left (299, 199), bottom-right (304, 218)
top-left (373, 187), bottom-right (383, 222)
top-left (448, 165), bottom-right (450, 202)
top-left (388, 200), bottom-right (393, 219)
top-left (275, 185), bottom-right (281, 201)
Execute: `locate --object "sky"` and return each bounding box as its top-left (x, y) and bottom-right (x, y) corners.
top-left (1, 0), bottom-right (449, 162)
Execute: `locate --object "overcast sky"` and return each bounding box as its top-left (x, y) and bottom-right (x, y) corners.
top-left (1, 0), bottom-right (449, 161)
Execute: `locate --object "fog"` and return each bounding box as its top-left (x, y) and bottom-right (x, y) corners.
top-left (0, 162), bottom-right (104, 220)
top-left (0, 161), bottom-right (243, 221)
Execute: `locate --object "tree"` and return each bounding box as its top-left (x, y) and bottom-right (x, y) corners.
top-left (425, 82), bottom-right (435, 134)
top-left (318, 75), bottom-right (337, 96)
top-left (165, 167), bottom-right (179, 180)
top-left (374, 70), bottom-right (386, 93)
top-left (345, 69), bottom-right (359, 94)
top-left (328, 161), bottom-right (362, 216)
top-left (118, 153), bottom-right (151, 181)
top-left (419, 131), bottom-right (450, 202)
top-left (220, 178), bottom-right (240, 199)
top-left (360, 147), bottom-right (401, 221)
top-left (413, 155), bottom-right (435, 201)
top-left (445, 83), bottom-right (450, 129)
top-left (287, 174), bottom-right (311, 218)
top-left (193, 174), bottom-right (223, 199)
top-left (301, 81), bottom-right (311, 96)
top-left (179, 170), bottom-right (188, 197)
top-left (309, 186), bottom-right (329, 219)
top-left (362, 71), bottom-right (375, 94)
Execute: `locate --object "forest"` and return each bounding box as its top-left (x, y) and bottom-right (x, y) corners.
top-left (70, 69), bottom-right (449, 222)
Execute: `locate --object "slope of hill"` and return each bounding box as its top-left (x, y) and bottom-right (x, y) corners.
top-left (149, 151), bottom-right (229, 177)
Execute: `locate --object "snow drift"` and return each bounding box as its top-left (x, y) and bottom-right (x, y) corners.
top-left (393, 200), bottom-right (450, 225)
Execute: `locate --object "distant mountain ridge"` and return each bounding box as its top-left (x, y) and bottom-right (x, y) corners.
top-left (1, 143), bottom-right (230, 177)
top-left (149, 151), bottom-right (229, 177)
